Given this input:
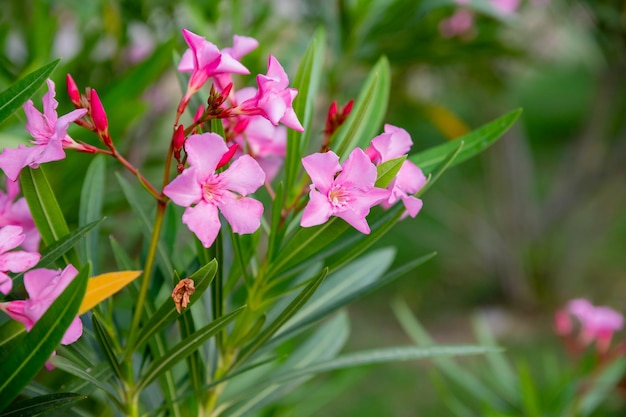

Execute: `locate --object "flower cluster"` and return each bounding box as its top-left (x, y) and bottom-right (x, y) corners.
top-left (0, 181), bottom-right (83, 351)
top-left (555, 298), bottom-right (625, 355)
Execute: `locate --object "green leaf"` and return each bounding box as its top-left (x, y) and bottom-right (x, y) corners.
top-left (79, 155), bottom-right (106, 275)
top-left (11, 219), bottom-right (105, 289)
top-left (0, 59), bottom-right (59, 125)
top-left (0, 321), bottom-right (26, 363)
top-left (266, 182), bottom-right (285, 263)
top-left (19, 166), bottom-right (80, 266)
top-left (135, 306), bottom-right (245, 393)
top-left (392, 299), bottom-right (504, 407)
top-left (333, 56), bottom-right (391, 158)
top-left (0, 392), bottom-right (86, 417)
top-left (0, 265), bottom-right (89, 409)
top-left (233, 268), bottom-right (328, 368)
top-left (578, 357), bottom-right (626, 416)
top-left (517, 360), bottom-right (540, 417)
top-left (417, 141), bottom-right (463, 196)
top-left (410, 109), bottom-right (522, 174)
top-left (91, 314), bottom-right (124, 384)
top-left (285, 27), bottom-right (326, 198)
top-left (49, 356), bottom-right (120, 401)
top-left (268, 345), bottom-right (501, 384)
top-left (274, 251), bottom-right (436, 344)
top-left (133, 260), bottom-right (217, 350)
top-left (375, 156), bottom-right (406, 188)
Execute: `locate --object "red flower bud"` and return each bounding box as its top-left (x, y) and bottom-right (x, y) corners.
top-left (66, 74), bottom-right (81, 107)
top-left (216, 143), bottom-right (238, 170)
top-left (90, 89), bottom-right (109, 134)
top-left (172, 124), bottom-right (185, 153)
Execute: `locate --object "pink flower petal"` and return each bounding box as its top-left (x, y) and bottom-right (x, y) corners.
top-left (0, 272), bottom-right (12, 294)
top-left (370, 124), bottom-right (413, 162)
top-left (61, 316), bottom-right (83, 344)
top-left (1, 300), bottom-right (33, 329)
top-left (164, 167), bottom-right (202, 207)
top-left (182, 202), bottom-right (222, 248)
top-left (0, 251), bottom-right (40, 273)
top-left (301, 188), bottom-right (333, 228)
top-left (0, 225), bottom-right (25, 253)
top-left (336, 209), bottom-right (371, 234)
top-left (42, 79), bottom-right (59, 125)
top-left (185, 133), bottom-right (229, 177)
top-left (302, 152), bottom-right (341, 193)
top-left (399, 195), bottom-right (423, 219)
top-left (0, 145), bottom-right (38, 181)
top-left (335, 148), bottom-right (377, 190)
top-left (218, 193), bottom-right (264, 234)
top-left (219, 154), bottom-right (265, 196)
top-left (23, 100), bottom-right (51, 141)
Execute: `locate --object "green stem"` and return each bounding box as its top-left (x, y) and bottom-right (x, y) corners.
top-left (125, 200), bottom-right (167, 352)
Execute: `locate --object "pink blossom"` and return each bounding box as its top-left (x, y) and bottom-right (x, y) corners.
top-left (439, 9), bottom-right (475, 38)
top-left (0, 265), bottom-right (83, 345)
top-left (0, 178), bottom-right (40, 252)
top-left (491, 0), bottom-right (521, 14)
top-left (0, 225), bottom-right (40, 294)
top-left (214, 35), bottom-right (259, 94)
top-left (232, 115), bottom-right (287, 182)
top-left (163, 133), bottom-right (265, 248)
top-left (566, 298), bottom-right (624, 353)
top-left (238, 55), bottom-right (304, 131)
top-left (0, 79), bottom-right (88, 181)
top-left (366, 125), bottom-right (426, 219)
top-left (301, 148), bottom-right (390, 234)
top-left (178, 29), bottom-right (250, 101)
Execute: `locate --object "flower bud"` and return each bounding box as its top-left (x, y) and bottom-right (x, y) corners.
top-left (216, 143), bottom-right (238, 170)
top-left (90, 89), bottom-right (109, 134)
top-left (66, 74), bottom-right (81, 107)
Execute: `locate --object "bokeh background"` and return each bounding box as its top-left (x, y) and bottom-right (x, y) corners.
top-left (1, 0), bottom-right (626, 415)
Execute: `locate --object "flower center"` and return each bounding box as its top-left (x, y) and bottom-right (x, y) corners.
top-left (202, 177), bottom-right (223, 202)
top-left (328, 184), bottom-right (350, 209)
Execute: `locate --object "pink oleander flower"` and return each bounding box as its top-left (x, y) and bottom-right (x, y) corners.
top-left (0, 225), bottom-right (40, 295)
top-left (238, 55), bottom-right (304, 132)
top-left (301, 148), bottom-right (390, 234)
top-left (214, 35), bottom-right (259, 95)
top-left (439, 8), bottom-right (475, 38)
top-left (0, 178), bottom-right (40, 252)
top-left (491, 0), bottom-right (521, 14)
top-left (163, 133), bottom-right (265, 248)
top-left (232, 116), bottom-right (287, 182)
top-left (562, 298), bottom-right (625, 353)
top-left (366, 125), bottom-right (426, 219)
top-left (178, 29), bottom-right (250, 103)
top-left (0, 265), bottom-right (83, 345)
top-left (0, 79), bottom-right (88, 181)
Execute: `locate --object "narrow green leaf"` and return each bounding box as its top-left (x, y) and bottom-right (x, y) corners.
top-left (209, 118), bottom-right (226, 137)
top-left (375, 156), bottom-right (406, 188)
top-left (136, 306), bottom-right (245, 392)
top-left (178, 303), bottom-right (203, 411)
top-left (333, 56), bottom-right (391, 158)
top-left (285, 27), bottom-right (326, 197)
top-left (0, 321), bottom-right (26, 363)
top-left (392, 299), bottom-right (503, 407)
top-left (579, 357), bottom-right (626, 416)
top-left (133, 260), bottom-right (217, 350)
top-left (10, 218), bottom-right (105, 289)
top-left (417, 141), bottom-right (463, 196)
top-left (268, 219), bottom-right (349, 277)
top-left (49, 356), bottom-right (120, 400)
top-left (517, 360), bottom-right (540, 417)
top-left (268, 345), bottom-right (500, 384)
top-left (234, 268), bottom-right (328, 368)
top-left (0, 265), bottom-right (89, 409)
top-left (19, 166), bottom-right (79, 266)
top-left (0, 59), bottom-right (59, 124)
top-left (91, 314), bottom-right (124, 384)
top-left (410, 109), bottom-right (522, 174)
top-left (266, 182), bottom-right (285, 263)
top-left (79, 155), bottom-right (106, 275)
top-left (0, 392), bottom-right (86, 417)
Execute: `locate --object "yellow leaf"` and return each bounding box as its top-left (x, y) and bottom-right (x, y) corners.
top-left (79, 270), bottom-right (142, 314)
top-left (424, 104), bottom-right (470, 140)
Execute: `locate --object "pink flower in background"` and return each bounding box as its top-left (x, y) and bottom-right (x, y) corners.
top-left (569, 299), bottom-right (624, 352)
top-left (440, 8), bottom-right (475, 38)
top-left (178, 29), bottom-right (250, 101)
top-left (0, 178), bottom-right (40, 252)
top-left (0, 79), bottom-right (88, 181)
top-left (366, 125), bottom-right (426, 219)
top-left (232, 116), bottom-right (287, 182)
top-left (557, 298), bottom-right (625, 353)
top-left (238, 55), bottom-right (304, 131)
top-left (301, 148), bottom-right (389, 234)
top-left (491, 0), bottom-right (521, 14)
top-left (164, 133), bottom-right (265, 248)
top-left (0, 265), bottom-right (83, 345)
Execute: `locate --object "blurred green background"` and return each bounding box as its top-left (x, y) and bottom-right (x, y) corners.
top-left (2, 0), bottom-right (626, 415)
